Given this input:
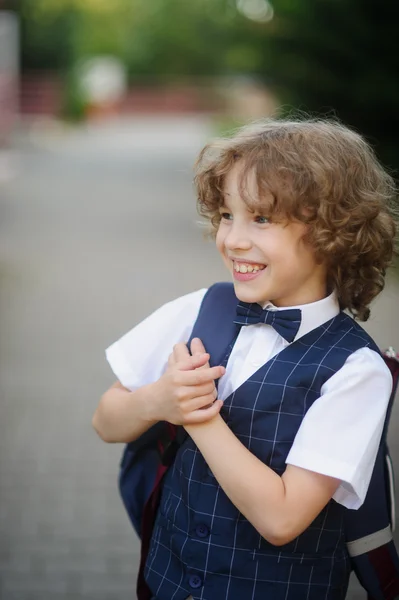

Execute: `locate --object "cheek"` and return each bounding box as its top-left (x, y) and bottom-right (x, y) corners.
top-left (215, 227), bottom-right (225, 254)
top-left (296, 235), bottom-right (317, 264)
top-left (281, 226), bottom-right (312, 263)
top-left (289, 244), bottom-right (319, 280)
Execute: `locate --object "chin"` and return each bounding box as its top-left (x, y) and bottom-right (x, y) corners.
top-left (233, 283), bottom-right (265, 305)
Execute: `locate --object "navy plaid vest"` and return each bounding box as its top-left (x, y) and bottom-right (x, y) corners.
top-left (144, 288), bottom-right (381, 600)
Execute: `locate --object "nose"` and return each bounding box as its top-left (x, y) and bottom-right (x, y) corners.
top-left (224, 220), bottom-right (252, 251)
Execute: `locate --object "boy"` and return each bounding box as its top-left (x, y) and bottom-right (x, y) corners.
top-left (93, 118), bottom-right (397, 599)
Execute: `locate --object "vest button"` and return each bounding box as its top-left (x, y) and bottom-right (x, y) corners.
top-left (195, 524), bottom-right (209, 538)
top-left (188, 574), bottom-right (202, 589)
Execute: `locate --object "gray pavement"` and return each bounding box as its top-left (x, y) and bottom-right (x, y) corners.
top-left (0, 116), bottom-right (398, 600)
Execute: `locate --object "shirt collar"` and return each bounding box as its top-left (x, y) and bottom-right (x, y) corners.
top-left (263, 291), bottom-right (340, 341)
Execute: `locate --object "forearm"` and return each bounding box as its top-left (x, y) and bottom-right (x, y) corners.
top-left (92, 383), bottom-right (158, 443)
top-left (185, 415), bottom-right (288, 544)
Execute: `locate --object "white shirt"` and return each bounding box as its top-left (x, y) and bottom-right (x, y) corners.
top-left (106, 288), bottom-right (392, 510)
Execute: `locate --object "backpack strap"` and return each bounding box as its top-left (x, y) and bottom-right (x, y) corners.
top-left (381, 349), bottom-right (399, 534)
top-left (136, 283), bottom-right (238, 599)
top-left (187, 282), bottom-right (238, 364)
top-left (348, 348), bottom-right (399, 600)
top-left (136, 423), bottom-right (176, 600)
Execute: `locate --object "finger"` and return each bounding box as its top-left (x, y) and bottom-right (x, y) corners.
top-left (180, 364), bottom-right (225, 385)
top-left (173, 342), bottom-right (192, 363)
top-left (180, 385), bottom-right (216, 408)
top-left (182, 395), bottom-right (214, 412)
top-left (187, 381), bottom-right (216, 398)
top-left (183, 395), bottom-right (216, 412)
top-left (190, 337), bottom-right (210, 369)
top-left (190, 337), bottom-right (207, 356)
top-left (167, 352), bottom-right (177, 368)
top-left (183, 400), bottom-right (224, 424)
top-left (177, 353), bottom-right (211, 372)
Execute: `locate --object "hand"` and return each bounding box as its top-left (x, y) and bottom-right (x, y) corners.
top-left (148, 340), bottom-right (225, 426)
top-left (168, 337), bottom-right (210, 370)
top-left (169, 338), bottom-right (215, 409)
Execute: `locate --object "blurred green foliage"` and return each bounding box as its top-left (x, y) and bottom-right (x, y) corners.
top-left (15, 0), bottom-right (266, 78)
top-left (9, 0), bottom-right (399, 174)
top-left (61, 67), bottom-right (87, 122)
top-left (263, 0), bottom-right (399, 176)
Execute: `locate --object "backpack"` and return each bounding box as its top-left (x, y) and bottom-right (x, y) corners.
top-left (118, 283), bottom-right (399, 600)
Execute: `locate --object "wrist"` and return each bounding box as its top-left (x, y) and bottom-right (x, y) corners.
top-left (143, 380), bottom-right (164, 423)
top-left (185, 412), bottom-right (223, 432)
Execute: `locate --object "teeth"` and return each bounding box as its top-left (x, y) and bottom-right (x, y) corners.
top-left (233, 262), bottom-right (264, 273)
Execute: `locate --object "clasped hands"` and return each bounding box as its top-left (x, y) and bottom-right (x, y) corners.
top-left (147, 337), bottom-right (225, 426)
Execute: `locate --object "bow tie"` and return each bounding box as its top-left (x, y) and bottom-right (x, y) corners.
top-left (234, 302), bottom-right (302, 343)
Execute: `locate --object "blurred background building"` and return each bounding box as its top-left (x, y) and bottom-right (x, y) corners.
top-left (0, 9), bottom-right (18, 181)
top-left (0, 1), bottom-right (398, 599)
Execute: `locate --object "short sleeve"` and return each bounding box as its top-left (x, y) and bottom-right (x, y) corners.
top-left (286, 347), bottom-right (392, 509)
top-left (105, 288), bottom-right (207, 391)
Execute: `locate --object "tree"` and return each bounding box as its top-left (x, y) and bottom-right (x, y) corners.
top-left (12, 0), bottom-right (267, 80)
top-left (262, 0), bottom-right (399, 173)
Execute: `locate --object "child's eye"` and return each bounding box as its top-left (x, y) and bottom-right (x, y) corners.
top-left (255, 215), bottom-right (269, 224)
top-left (220, 212), bottom-right (233, 221)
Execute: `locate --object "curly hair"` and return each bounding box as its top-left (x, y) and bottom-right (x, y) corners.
top-left (194, 118), bottom-right (398, 321)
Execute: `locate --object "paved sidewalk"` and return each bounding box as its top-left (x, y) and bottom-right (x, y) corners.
top-left (0, 116), bottom-right (398, 600)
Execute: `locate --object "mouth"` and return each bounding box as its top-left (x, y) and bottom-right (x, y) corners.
top-left (231, 260), bottom-right (267, 281)
top-left (232, 260), bottom-right (266, 274)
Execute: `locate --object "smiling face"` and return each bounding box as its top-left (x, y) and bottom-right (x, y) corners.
top-left (215, 162), bottom-right (328, 307)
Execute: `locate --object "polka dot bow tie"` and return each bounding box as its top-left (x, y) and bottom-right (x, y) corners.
top-left (234, 302), bottom-right (302, 343)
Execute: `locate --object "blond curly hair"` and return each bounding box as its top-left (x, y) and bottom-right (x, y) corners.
top-left (194, 118), bottom-right (397, 321)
